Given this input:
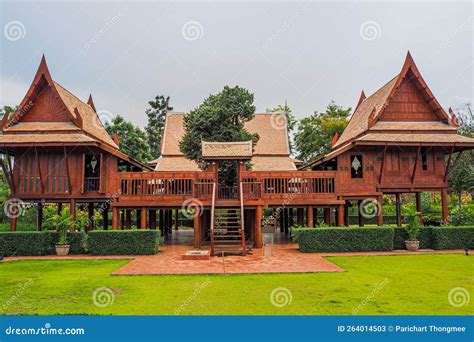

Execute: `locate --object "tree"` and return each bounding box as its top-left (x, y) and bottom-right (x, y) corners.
top-left (145, 95), bottom-right (173, 159)
top-left (0, 105), bottom-right (16, 120)
top-left (449, 104), bottom-right (474, 208)
top-left (269, 101), bottom-right (297, 153)
top-left (180, 86), bottom-right (258, 184)
top-left (294, 101), bottom-right (351, 162)
top-left (105, 115), bottom-right (152, 163)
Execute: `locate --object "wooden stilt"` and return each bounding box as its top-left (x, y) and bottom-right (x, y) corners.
top-left (255, 206), bottom-right (263, 248)
top-left (344, 202), bottom-right (349, 226)
top-left (416, 192), bottom-right (423, 224)
top-left (57, 203), bottom-right (62, 214)
top-left (279, 209), bottom-right (285, 232)
top-left (120, 209), bottom-right (125, 229)
top-left (87, 202), bottom-right (94, 231)
top-left (125, 210), bottom-right (131, 229)
top-left (70, 199), bottom-right (76, 231)
top-left (395, 194), bottom-right (402, 227)
top-left (141, 207), bottom-right (147, 229)
top-left (193, 205), bottom-right (201, 248)
top-left (102, 205), bottom-right (109, 230)
top-left (337, 205), bottom-right (344, 227)
top-left (324, 208), bottom-right (331, 226)
top-left (136, 209), bottom-right (141, 229)
top-left (112, 207), bottom-right (118, 230)
top-left (288, 208), bottom-right (294, 228)
top-left (174, 209), bottom-right (179, 230)
top-left (377, 196), bottom-right (384, 226)
top-left (36, 202), bottom-right (43, 231)
top-left (358, 201), bottom-right (364, 227)
top-left (10, 215), bottom-right (17, 231)
top-left (149, 209), bottom-right (157, 229)
top-left (159, 209), bottom-right (164, 235)
top-left (441, 189), bottom-right (449, 224)
top-left (307, 205), bottom-right (314, 228)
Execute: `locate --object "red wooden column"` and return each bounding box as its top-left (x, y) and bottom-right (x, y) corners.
top-left (344, 202), bottom-right (350, 226)
top-left (441, 189), bottom-right (449, 224)
top-left (112, 207), bottom-right (118, 230)
top-left (70, 199), bottom-right (76, 231)
top-left (395, 194), bottom-right (402, 227)
top-left (377, 196), bottom-right (384, 226)
top-left (174, 209), bottom-right (179, 230)
top-left (141, 207), bottom-right (147, 229)
top-left (10, 203), bottom-right (17, 231)
top-left (324, 208), bottom-right (332, 226)
top-left (336, 205), bottom-right (344, 227)
top-left (307, 205), bottom-right (314, 227)
top-left (358, 201), bottom-right (365, 227)
top-left (193, 205), bottom-right (201, 248)
top-left (255, 206), bottom-right (263, 248)
top-left (416, 192), bottom-right (423, 224)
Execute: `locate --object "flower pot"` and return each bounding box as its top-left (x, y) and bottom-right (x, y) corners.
top-left (405, 240), bottom-right (419, 252)
top-left (55, 244), bottom-right (70, 256)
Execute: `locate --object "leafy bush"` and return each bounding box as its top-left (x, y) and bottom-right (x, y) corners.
top-left (431, 227), bottom-right (474, 250)
top-left (404, 208), bottom-right (421, 240)
top-left (0, 231), bottom-right (87, 256)
top-left (88, 230), bottom-right (162, 255)
top-left (292, 227), bottom-right (394, 252)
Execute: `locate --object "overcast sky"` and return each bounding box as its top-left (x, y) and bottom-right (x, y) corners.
top-left (1, 1), bottom-right (473, 127)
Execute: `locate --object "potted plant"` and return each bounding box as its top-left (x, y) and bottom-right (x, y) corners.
top-left (404, 208), bottom-right (421, 251)
top-left (47, 211), bottom-right (72, 256)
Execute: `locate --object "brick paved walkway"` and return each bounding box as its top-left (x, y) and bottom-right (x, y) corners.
top-left (4, 245), bottom-right (464, 275)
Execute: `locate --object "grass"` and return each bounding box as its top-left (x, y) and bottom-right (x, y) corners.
top-left (0, 254), bottom-right (472, 315)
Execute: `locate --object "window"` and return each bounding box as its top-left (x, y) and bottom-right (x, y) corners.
top-left (84, 154), bottom-right (101, 192)
top-left (350, 155), bottom-right (363, 178)
top-left (421, 148), bottom-right (428, 171)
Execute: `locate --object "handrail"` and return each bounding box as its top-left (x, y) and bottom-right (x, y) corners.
top-left (210, 182), bottom-right (216, 256)
top-left (239, 181), bottom-right (246, 256)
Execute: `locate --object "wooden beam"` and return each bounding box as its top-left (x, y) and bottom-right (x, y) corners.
top-left (411, 146), bottom-right (421, 184)
top-left (87, 202), bottom-right (94, 231)
top-left (378, 145), bottom-right (387, 184)
top-left (141, 207), bottom-right (147, 229)
top-left (255, 205), bottom-right (263, 248)
top-left (34, 147), bottom-right (44, 194)
top-left (193, 205), bottom-right (201, 248)
top-left (307, 205), bottom-right (314, 228)
top-left (441, 189), bottom-right (449, 224)
top-left (70, 199), bottom-right (76, 231)
top-left (63, 147), bottom-right (72, 194)
top-left (112, 207), bottom-right (118, 230)
top-left (336, 205), bottom-right (344, 227)
top-left (377, 195), bottom-right (384, 226)
top-left (10, 215), bottom-right (17, 232)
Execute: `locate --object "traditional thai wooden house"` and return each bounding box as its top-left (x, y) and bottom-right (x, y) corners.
top-left (2, 52), bottom-right (473, 256)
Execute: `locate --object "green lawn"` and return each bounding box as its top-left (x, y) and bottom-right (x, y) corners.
top-left (0, 254), bottom-right (472, 315)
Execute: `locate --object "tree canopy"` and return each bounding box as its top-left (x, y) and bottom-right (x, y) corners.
top-left (180, 86), bottom-right (258, 162)
top-left (145, 95), bottom-right (173, 159)
top-left (105, 115), bottom-right (152, 163)
top-left (294, 102), bottom-right (351, 162)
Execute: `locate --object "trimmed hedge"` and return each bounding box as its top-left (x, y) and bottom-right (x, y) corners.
top-left (88, 230), bottom-right (162, 255)
top-left (431, 227), bottom-right (474, 250)
top-left (0, 231), bottom-right (87, 256)
top-left (293, 227), bottom-right (394, 252)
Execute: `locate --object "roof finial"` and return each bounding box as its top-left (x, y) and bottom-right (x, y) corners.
top-left (354, 90), bottom-right (366, 113)
top-left (87, 94), bottom-right (97, 113)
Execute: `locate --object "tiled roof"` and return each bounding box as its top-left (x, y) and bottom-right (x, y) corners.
top-left (4, 122), bottom-right (81, 132)
top-left (202, 141), bottom-right (253, 159)
top-left (356, 133), bottom-right (474, 145)
top-left (244, 113), bottom-right (290, 155)
top-left (0, 133), bottom-right (96, 144)
top-left (369, 121), bottom-right (456, 131)
top-left (251, 156), bottom-right (297, 171)
top-left (154, 156), bottom-right (200, 171)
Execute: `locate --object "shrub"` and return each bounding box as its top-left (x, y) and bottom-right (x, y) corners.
top-left (88, 230), bottom-right (162, 255)
top-left (0, 231), bottom-right (87, 256)
top-left (431, 226), bottom-right (474, 250)
top-left (292, 227), bottom-right (394, 252)
top-left (404, 208), bottom-right (421, 240)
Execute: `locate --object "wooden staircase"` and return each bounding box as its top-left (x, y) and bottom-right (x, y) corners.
top-left (210, 182), bottom-right (247, 256)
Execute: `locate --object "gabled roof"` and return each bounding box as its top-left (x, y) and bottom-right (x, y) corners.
top-left (334, 51), bottom-right (452, 149)
top-left (202, 141), bottom-right (253, 159)
top-left (0, 56), bottom-right (149, 170)
top-left (155, 112), bottom-right (294, 171)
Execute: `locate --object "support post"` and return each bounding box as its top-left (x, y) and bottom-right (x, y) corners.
top-left (307, 205), bottom-right (314, 228)
top-left (125, 210), bottom-right (132, 229)
top-left (141, 207), bottom-right (147, 229)
top-left (288, 208), bottom-right (294, 228)
top-left (255, 206), bottom-right (263, 248)
top-left (149, 209), bottom-right (157, 229)
top-left (102, 205), bottom-right (109, 230)
top-left (70, 199), bottom-right (76, 231)
top-left (174, 209), bottom-right (179, 230)
top-left (358, 201), bottom-right (364, 227)
top-left (136, 209), bottom-right (141, 229)
top-left (441, 189), bottom-right (449, 224)
top-left (344, 202), bottom-right (349, 227)
top-left (395, 193), bottom-right (402, 228)
top-left (337, 205), bottom-right (344, 227)
top-left (87, 202), bottom-right (94, 231)
top-left (36, 202), bottom-right (43, 231)
top-left (10, 216), bottom-right (17, 231)
top-left (377, 195), bottom-right (384, 226)
top-left (57, 203), bottom-right (62, 214)
top-left (324, 208), bottom-right (331, 226)
top-left (112, 207), bottom-right (118, 230)
top-left (416, 192), bottom-right (423, 224)
top-left (297, 208), bottom-right (304, 226)
top-left (193, 206), bottom-right (201, 248)
top-left (159, 209), bottom-right (164, 235)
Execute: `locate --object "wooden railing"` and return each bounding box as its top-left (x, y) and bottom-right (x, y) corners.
top-left (218, 186), bottom-right (238, 199)
top-left (119, 172), bottom-right (214, 200)
top-left (210, 182), bottom-right (217, 255)
top-left (240, 171), bottom-right (337, 200)
top-left (84, 177), bottom-right (100, 193)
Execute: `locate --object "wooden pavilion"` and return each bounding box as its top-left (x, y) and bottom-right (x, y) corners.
top-left (1, 52), bottom-right (474, 255)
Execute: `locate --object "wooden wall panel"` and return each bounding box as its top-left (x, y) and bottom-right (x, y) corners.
top-left (21, 86), bottom-right (71, 122)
